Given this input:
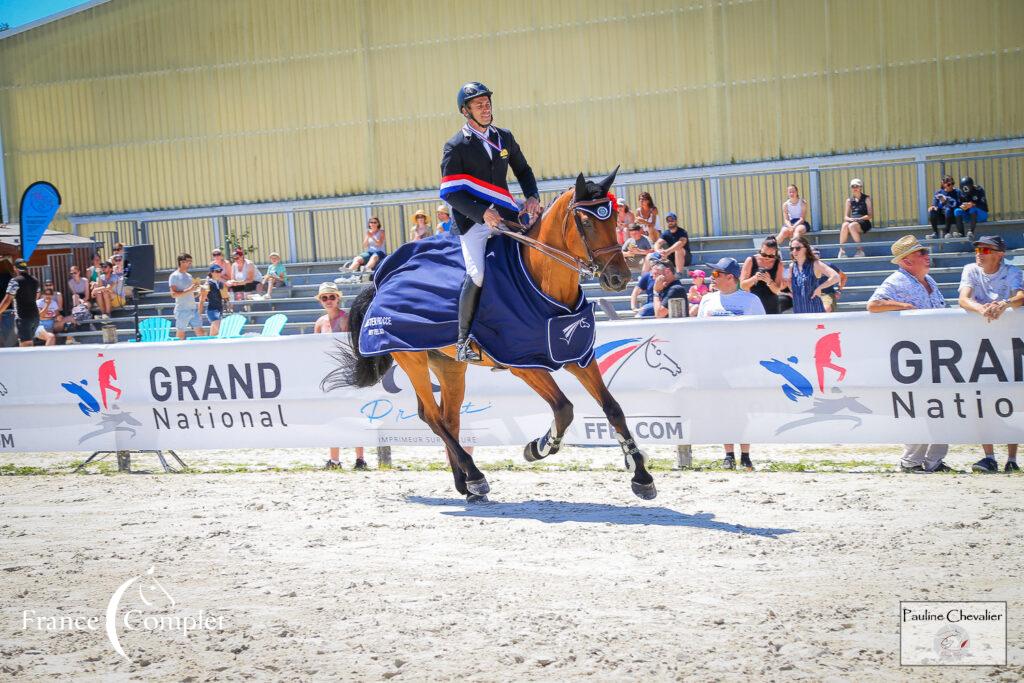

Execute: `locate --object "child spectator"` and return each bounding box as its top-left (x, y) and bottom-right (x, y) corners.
top-left (776, 184), bottom-right (810, 243)
top-left (410, 210), bottom-right (432, 241)
top-left (739, 237), bottom-right (784, 314)
top-left (621, 224), bottom-right (653, 268)
top-left (86, 253), bottom-right (102, 285)
top-left (838, 179), bottom-right (872, 258)
top-left (436, 205), bottom-right (453, 234)
top-left (928, 176), bottom-right (960, 239)
top-left (635, 192), bottom-right (659, 243)
top-left (199, 264), bottom-right (229, 336)
top-left (262, 252), bottom-right (288, 298)
top-left (168, 252), bottom-right (206, 340)
top-left (955, 176), bottom-right (988, 240)
top-left (344, 217), bottom-right (387, 272)
top-left (687, 269), bottom-right (709, 317)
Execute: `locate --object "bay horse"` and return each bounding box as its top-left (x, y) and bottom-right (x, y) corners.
top-left (325, 169), bottom-right (657, 502)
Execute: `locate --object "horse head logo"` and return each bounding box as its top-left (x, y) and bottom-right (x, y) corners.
top-left (595, 335), bottom-right (682, 387)
top-left (560, 318), bottom-right (591, 345)
top-left (642, 337), bottom-right (681, 377)
top-left (106, 565), bottom-right (175, 661)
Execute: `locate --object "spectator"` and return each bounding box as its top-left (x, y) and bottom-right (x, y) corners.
top-left (957, 236), bottom-right (1023, 473)
top-left (776, 184), bottom-right (811, 243)
top-left (867, 235), bottom-right (950, 473)
top-left (36, 286), bottom-right (63, 340)
top-left (37, 280), bottom-right (63, 311)
top-left (635, 191), bottom-right (659, 243)
top-left (954, 176), bottom-right (988, 240)
top-left (650, 212), bottom-right (691, 273)
top-left (811, 247), bottom-right (847, 313)
top-left (86, 252), bottom-right (103, 285)
top-left (0, 259), bottom-right (41, 347)
top-left (92, 260), bottom-right (125, 319)
top-left (227, 248), bottom-right (258, 301)
top-left (686, 269), bottom-right (709, 317)
top-left (928, 175), bottom-right (960, 239)
top-left (0, 258), bottom-right (16, 347)
top-left (651, 262), bottom-right (690, 318)
top-left (199, 264), bottom-right (229, 336)
top-left (314, 282), bottom-right (367, 470)
top-left (739, 236), bottom-right (784, 314)
top-left (345, 217), bottom-right (387, 272)
top-left (436, 205), bottom-right (453, 234)
top-left (168, 252), bottom-right (206, 340)
top-left (621, 224), bottom-right (654, 268)
top-left (410, 209), bottom-right (432, 241)
top-left (838, 178), bottom-right (872, 259)
top-left (615, 201), bottom-right (635, 245)
top-left (695, 257), bottom-right (766, 470)
top-left (209, 248), bottom-right (230, 273)
top-left (262, 251), bottom-right (289, 299)
top-left (112, 242), bottom-right (124, 258)
top-left (785, 235), bottom-right (840, 314)
top-left (629, 261), bottom-right (657, 318)
top-left (111, 253), bottom-right (125, 275)
top-left (68, 265), bottom-right (90, 306)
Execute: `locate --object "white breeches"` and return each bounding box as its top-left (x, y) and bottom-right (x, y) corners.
top-left (460, 222), bottom-right (494, 287)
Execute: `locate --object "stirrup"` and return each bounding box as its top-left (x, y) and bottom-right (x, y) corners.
top-left (456, 340), bottom-right (482, 362)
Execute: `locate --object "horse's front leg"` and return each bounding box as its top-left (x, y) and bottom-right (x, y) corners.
top-left (509, 368), bottom-right (573, 462)
top-left (564, 361), bottom-right (656, 500)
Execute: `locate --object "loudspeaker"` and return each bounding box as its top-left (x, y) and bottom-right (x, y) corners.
top-left (123, 244), bottom-right (156, 291)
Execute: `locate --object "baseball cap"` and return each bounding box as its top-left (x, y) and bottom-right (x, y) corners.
top-left (689, 269), bottom-right (706, 278)
top-left (211, 248), bottom-right (223, 255)
top-left (436, 204), bottom-right (449, 215)
top-left (628, 224), bottom-right (643, 231)
top-left (973, 235), bottom-right (1006, 252)
top-left (666, 212), bottom-right (678, 219)
top-left (209, 264), bottom-right (223, 273)
top-left (850, 178), bottom-right (863, 187)
top-left (702, 257), bottom-right (741, 279)
top-left (13, 258), bottom-right (28, 271)
top-left (269, 251), bottom-right (281, 259)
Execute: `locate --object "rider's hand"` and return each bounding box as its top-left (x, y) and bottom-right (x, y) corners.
top-left (482, 207), bottom-right (502, 228)
top-left (523, 197), bottom-right (542, 219)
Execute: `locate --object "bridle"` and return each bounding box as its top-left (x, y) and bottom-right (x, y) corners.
top-left (498, 191), bottom-right (622, 278)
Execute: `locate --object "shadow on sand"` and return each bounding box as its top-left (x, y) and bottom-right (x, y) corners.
top-left (406, 496), bottom-right (796, 538)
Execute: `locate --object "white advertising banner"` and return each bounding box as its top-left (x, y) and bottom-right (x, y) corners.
top-left (0, 309), bottom-right (1021, 453)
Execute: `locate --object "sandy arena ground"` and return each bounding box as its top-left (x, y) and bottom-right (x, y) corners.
top-left (1, 445), bottom-right (1022, 681)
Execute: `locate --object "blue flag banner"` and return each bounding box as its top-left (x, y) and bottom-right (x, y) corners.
top-left (19, 181), bottom-right (61, 261)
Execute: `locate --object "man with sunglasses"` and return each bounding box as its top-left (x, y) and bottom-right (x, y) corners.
top-left (958, 235), bottom-right (1023, 473)
top-left (868, 235), bottom-right (951, 473)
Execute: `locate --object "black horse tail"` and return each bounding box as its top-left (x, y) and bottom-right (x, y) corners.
top-left (320, 284), bottom-right (394, 391)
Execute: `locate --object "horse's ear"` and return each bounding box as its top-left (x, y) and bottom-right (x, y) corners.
top-left (574, 174), bottom-right (587, 201)
top-left (597, 165), bottom-right (620, 195)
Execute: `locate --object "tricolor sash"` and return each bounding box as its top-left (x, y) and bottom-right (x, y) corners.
top-left (440, 174), bottom-right (520, 213)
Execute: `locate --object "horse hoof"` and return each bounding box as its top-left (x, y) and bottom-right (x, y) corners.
top-left (466, 477), bottom-right (490, 496)
top-left (631, 480), bottom-right (657, 500)
top-left (466, 493), bottom-right (489, 504)
top-left (524, 439), bottom-right (543, 462)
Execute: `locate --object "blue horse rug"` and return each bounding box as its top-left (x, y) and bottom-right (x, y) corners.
top-left (359, 233), bottom-right (595, 371)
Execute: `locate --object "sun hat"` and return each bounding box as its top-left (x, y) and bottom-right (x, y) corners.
top-left (889, 235), bottom-right (928, 264)
top-left (317, 281), bottom-right (341, 301)
top-left (850, 178), bottom-right (863, 187)
top-left (412, 209), bottom-right (429, 220)
top-left (666, 212), bottom-right (678, 219)
top-left (209, 264), bottom-right (223, 273)
top-left (269, 251), bottom-right (281, 259)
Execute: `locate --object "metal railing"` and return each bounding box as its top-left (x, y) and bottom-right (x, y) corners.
top-left (69, 144), bottom-right (1024, 269)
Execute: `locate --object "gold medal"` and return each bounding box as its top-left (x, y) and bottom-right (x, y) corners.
top-left (500, 148), bottom-right (509, 159)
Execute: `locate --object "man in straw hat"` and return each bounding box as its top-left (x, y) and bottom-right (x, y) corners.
top-left (867, 235), bottom-right (951, 473)
top-left (314, 282), bottom-right (368, 471)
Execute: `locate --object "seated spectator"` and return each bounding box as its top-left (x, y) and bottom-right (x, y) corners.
top-left (86, 252), bottom-right (103, 286)
top-left (635, 192), bottom-right (659, 243)
top-left (262, 252), bottom-right (289, 298)
top-left (199, 264), bottom-right (229, 336)
top-left (621, 224), bottom-right (653, 268)
top-left (615, 201), bottom-right (635, 245)
top-left (112, 242), bottom-right (124, 258)
top-left (436, 205), bottom-right (453, 234)
top-left (210, 248), bottom-right (230, 273)
top-left (928, 175), bottom-right (960, 239)
top-left (111, 253), bottom-right (125, 275)
top-left (651, 212), bottom-right (691, 273)
top-left (695, 257), bottom-right (766, 471)
top-left (314, 282), bottom-right (368, 470)
top-left (739, 237), bottom-right (784, 314)
top-left (410, 209), bottom-right (432, 241)
top-left (68, 265), bottom-right (90, 306)
top-left (784, 235), bottom-right (840, 314)
top-left (867, 236), bottom-right (950, 473)
top-left (954, 176), bottom-right (988, 240)
top-left (37, 286), bottom-right (64, 338)
top-left (838, 178), bottom-right (872, 259)
top-left (776, 184), bottom-right (810, 243)
top-left (811, 247), bottom-right (847, 313)
top-left (957, 235), bottom-right (1023, 473)
top-left (344, 217), bottom-right (387, 272)
top-left (686, 269), bottom-right (709, 317)
top-left (629, 262), bottom-right (658, 318)
top-left (37, 280), bottom-right (63, 311)
top-left (92, 260), bottom-right (125, 319)
top-left (226, 248), bottom-right (258, 301)
top-left (651, 263), bottom-right (689, 318)
top-left (169, 252), bottom-right (205, 340)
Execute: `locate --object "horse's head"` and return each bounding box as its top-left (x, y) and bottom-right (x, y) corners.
top-left (560, 167), bottom-right (631, 292)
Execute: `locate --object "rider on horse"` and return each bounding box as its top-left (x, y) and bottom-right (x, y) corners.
top-left (440, 81), bottom-right (542, 362)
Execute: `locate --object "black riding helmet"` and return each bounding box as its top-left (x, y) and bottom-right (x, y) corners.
top-left (457, 81), bottom-right (492, 113)
top-left (960, 176), bottom-right (975, 189)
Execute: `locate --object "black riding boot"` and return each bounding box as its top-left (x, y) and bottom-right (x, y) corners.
top-left (456, 277), bottom-right (483, 362)
top-left (954, 214), bottom-right (966, 238)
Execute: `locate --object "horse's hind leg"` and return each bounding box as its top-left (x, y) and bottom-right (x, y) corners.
top-left (565, 361), bottom-right (656, 501)
top-left (509, 368), bottom-right (573, 462)
top-left (392, 352), bottom-right (489, 497)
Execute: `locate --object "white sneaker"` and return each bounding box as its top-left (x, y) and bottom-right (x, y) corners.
top-left (836, 249), bottom-right (847, 259)
top-left (855, 249), bottom-right (866, 258)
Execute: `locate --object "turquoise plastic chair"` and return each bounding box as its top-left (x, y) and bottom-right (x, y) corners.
top-left (136, 317), bottom-right (172, 342)
top-left (191, 313), bottom-right (247, 340)
top-left (259, 313), bottom-right (287, 337)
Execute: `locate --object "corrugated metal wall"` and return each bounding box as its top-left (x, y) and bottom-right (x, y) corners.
top-left (1, 0), bottom-right (1022, 224)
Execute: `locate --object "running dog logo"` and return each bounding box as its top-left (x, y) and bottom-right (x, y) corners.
top-left (759, 324), bottom-right (873, 434)
top-left (60, 353), bottom-right (141, 444)
top-left (594, 335), bottom-right (681, 388)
